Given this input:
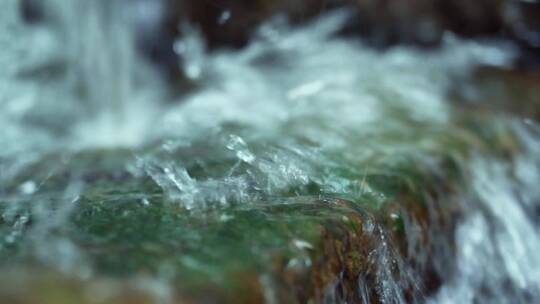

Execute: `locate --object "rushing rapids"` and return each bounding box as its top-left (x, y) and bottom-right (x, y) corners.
top-left (1, 0), bottom-right (540, 303)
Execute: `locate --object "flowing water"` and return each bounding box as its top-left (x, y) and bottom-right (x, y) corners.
top-left (1, 0), bottom-right (540, 303)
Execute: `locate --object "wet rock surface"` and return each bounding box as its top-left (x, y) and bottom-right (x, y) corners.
top-left (453, 65), bottom-right (540, 121)
top-left (0, 109), bottom-right (526, 303)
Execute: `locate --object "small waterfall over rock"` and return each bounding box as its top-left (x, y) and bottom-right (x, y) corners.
top-left (1, 0), bottom-right (540, 303)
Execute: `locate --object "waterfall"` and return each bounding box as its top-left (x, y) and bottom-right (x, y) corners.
top-left (1, 0), bottom-right (539, 303)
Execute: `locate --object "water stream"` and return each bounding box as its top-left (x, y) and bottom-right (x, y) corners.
top-left (1, 0), bottom-right (540, 303)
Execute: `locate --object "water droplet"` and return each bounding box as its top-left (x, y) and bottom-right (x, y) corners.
top-left (174, 25), bottom-right (205, 80)
top-left (19, 180), bottom-right (37, 195)
top-left (141, 198), bottom-right (150, 206)
top-left (293, 239), bottom-right (313, 250)
top-left (218, 10), bottom-right (231, 25)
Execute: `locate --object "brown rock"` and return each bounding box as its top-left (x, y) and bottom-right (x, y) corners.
top-left (435, 0), bottom-right (506, 37)
top-left (341, 0), bottom-right (443, 47)
top-left (165, 0), bottom-right (342, 49)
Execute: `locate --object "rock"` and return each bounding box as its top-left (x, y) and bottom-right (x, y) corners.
top-left (0, 108), bottom-right (524, 303)
top-left (504, 0), bottom-right (540, 49)
top-left (340, 0), bottom-right (444, 47)
top-left (165, 0), bottom-right (342, 49)
top-left (503, 0), bottom-right (540, 69)
top-left (452, 65), bottom-right (540, 122)
top-left (435, 0), bottom-right (506, 37)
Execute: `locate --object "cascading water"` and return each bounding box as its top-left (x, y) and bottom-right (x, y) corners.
top-left (1, 0), bottom-right (540, 303)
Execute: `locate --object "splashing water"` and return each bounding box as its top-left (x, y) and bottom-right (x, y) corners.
top-left (1, 0), bottom-right (540, 303)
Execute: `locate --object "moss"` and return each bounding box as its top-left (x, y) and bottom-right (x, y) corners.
top-left (0, 101), bottom-right (529, 303)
